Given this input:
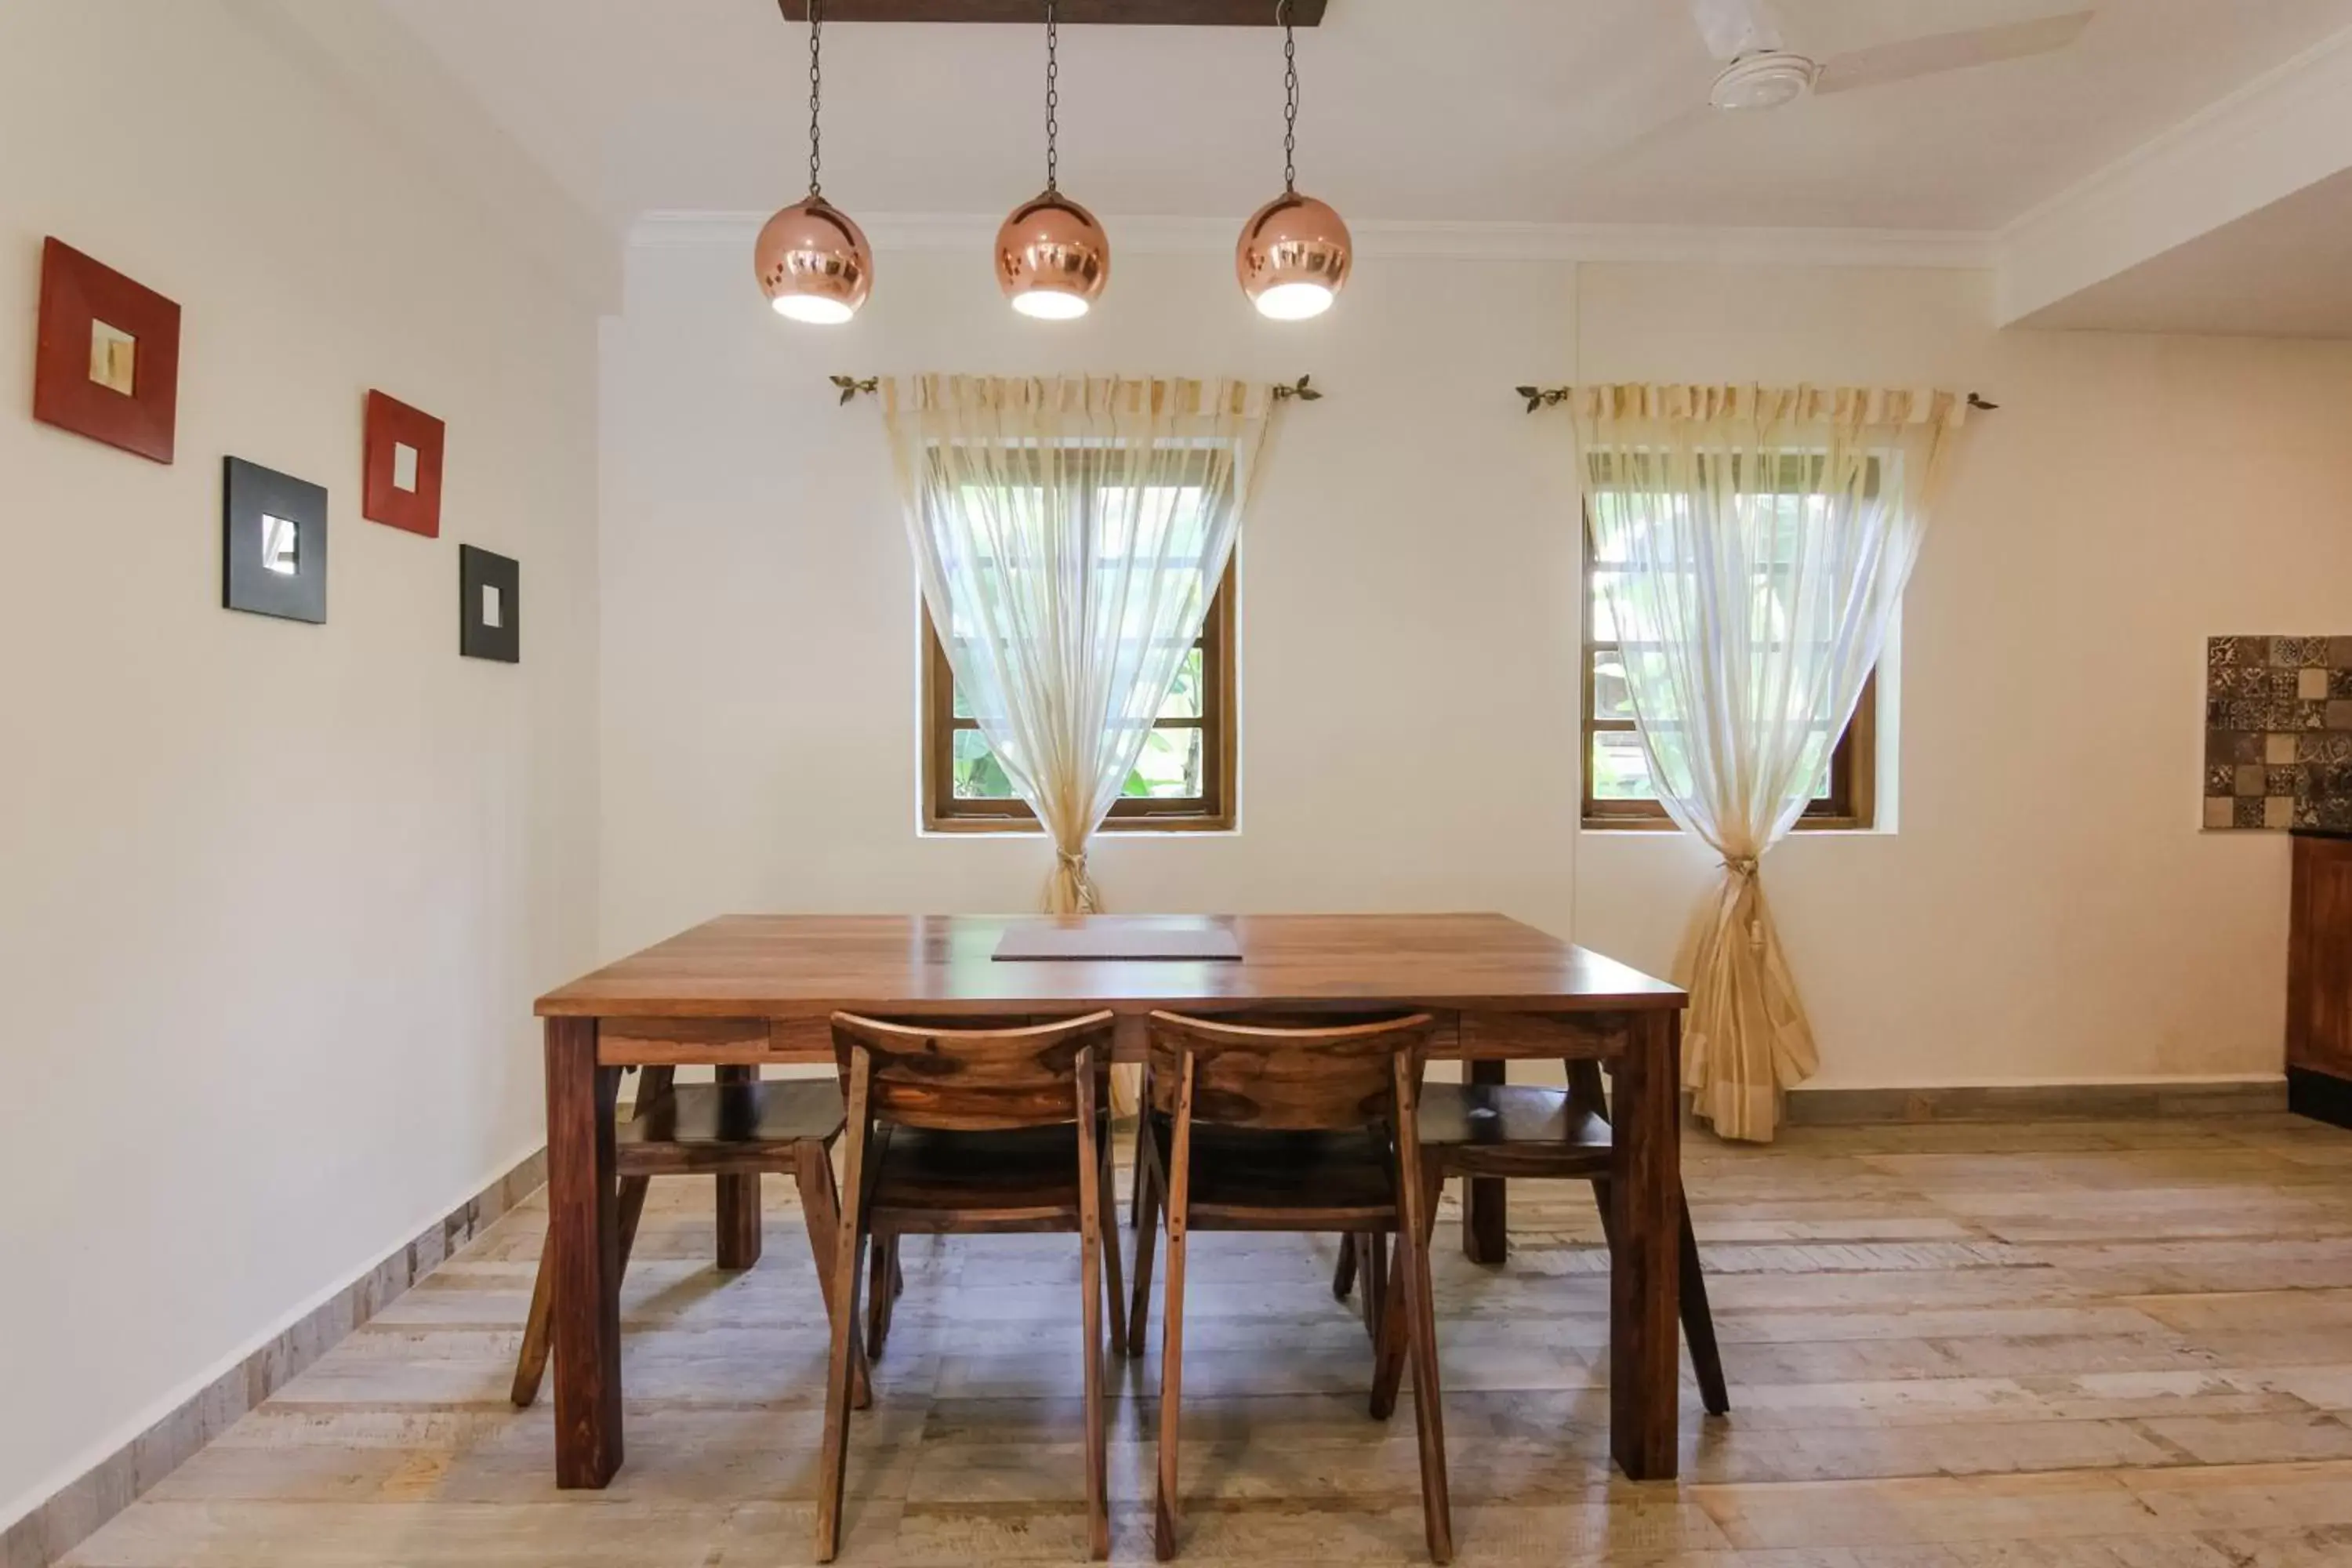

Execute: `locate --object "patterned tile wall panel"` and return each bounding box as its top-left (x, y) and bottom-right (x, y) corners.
top-left (2205, 635), bottom-right (2352, 830)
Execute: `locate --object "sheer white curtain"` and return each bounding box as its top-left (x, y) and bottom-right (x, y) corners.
top-left (1573, 384), bottom-right (1967, 1142)
top-left (882, 374), bottom-right (1279, 911)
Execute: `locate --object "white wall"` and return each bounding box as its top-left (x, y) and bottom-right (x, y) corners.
top-left (600, 240), bottom-right (1584, 953)
top-left (608, 233), bottom-right (2352, 1094)
top-left (0, 0), bottom-right (602, 1528)
top-left (1573, 263), bottom-right (2352, 1086)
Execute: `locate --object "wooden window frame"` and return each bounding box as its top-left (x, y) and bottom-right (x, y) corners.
top-left (1581, 516), bottom-right (1877, 833)
top-left (920, 564), bottom-right (1237, 833)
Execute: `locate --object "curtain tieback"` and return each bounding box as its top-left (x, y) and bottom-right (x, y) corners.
top-left (1052, 847), bottom-right (1102, 916)
top-left (1721, 855), bottom-right (1766, 953)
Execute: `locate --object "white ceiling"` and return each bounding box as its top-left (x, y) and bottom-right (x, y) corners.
top-left (383, 0), bottom-right (2352, 232)
top-left (2020, 165), bottom-right (2352, 334)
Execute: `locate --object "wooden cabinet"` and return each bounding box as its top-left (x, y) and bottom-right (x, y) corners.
top-left (2288, 829), bottom-right (2352, 1127)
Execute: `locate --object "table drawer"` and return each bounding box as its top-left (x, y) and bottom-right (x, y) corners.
top-left (597, 1017), bottom-right (777, 1065)
top-left (1452, 1011), bottom-right (1628, 1061)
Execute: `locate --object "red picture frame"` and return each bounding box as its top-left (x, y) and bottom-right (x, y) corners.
top-left (363, 389), bottom-right (445, 538)
top-left (32, 238), bottom-right (181, 464)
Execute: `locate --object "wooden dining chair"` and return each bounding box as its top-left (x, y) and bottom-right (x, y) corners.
top-left (1127, 1012), bottom-right (1452, 1565)
top-left (1336, 1058), bottom-right (1730, 1417)
top-left (509, 1065), bottom-right (865, 1409)
top-left (815, 1011), bottom-right (1124, 1564)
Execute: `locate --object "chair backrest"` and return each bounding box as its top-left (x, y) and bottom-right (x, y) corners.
top-left (1145, 1012), bottom-right (1436, 1131)
top-left (829, 1011), bottom-right (1118, 1131)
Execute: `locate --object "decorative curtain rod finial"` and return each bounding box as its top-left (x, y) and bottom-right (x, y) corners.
top-left (829, 374), bottom-right (880, 404)
top-left (1270, 374), bottom-right (1322, 402)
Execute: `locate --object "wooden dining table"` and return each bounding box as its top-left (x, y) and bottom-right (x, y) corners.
top-left (534, 912), bottom-right (1688, 1488)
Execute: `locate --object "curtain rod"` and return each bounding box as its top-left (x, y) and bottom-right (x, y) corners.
top-left (826, 375), bottom-right (1325, 405)
top-left (1513, 385), bottom-right (1998, 413)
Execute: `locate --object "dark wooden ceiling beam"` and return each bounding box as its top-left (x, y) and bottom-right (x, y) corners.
top-left (778, 1), bottom-right (1323, 24)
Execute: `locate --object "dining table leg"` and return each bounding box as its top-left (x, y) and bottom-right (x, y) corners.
top-left (713, 1065), bottom-right (764, 1270)
top-left (1462, 1059), bottom-right (1508, 1264)
top-left (1609, 1009), bottom-right (1682, 1481)
top-left (546, 1016), bottom-right (624, 1487)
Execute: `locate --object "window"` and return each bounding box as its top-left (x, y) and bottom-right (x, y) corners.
top-left (1581, 474), bottom-right (1877, 831)
top-left (921, 562), bottom-right (1236, 833)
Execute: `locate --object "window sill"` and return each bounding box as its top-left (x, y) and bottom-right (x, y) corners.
top-left (1579, 817), bottom-right (1878, 835)
top-left (919, 820), bottom-right (1240, 839)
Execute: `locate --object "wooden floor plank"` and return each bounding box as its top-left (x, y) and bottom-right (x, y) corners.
top-left (55, 1116), bottom-right (2352, 1567)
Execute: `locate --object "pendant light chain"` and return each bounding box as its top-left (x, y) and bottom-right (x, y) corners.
top-left (805, 0), bottom-right (825, 198)
top-left (1044, 0), bottom-right (1061, 193)
top-left (1280, 0), bottom-right (1298, 194)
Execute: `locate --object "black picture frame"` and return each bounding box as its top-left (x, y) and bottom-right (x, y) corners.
top-left (222, 457), bottom-right (328, 624)
top-left (459, 544), bottom-right (519, 662)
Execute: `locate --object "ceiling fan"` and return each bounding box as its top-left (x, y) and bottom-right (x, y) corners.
top-left (1690, 0), bottom-right (2094, 111)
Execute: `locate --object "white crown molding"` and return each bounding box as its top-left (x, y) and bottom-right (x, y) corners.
top-left (1995, 24), bottom-right (2352, 325)
top-left (635, 209), bottom-right (1995, 271)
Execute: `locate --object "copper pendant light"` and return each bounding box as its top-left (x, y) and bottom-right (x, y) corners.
top-left (1237, 0), bottom-right (1350, 321)
top-left (996, 0), bottom-right (1109, 320)
top-left (756, 0), bottom-right (872, 325)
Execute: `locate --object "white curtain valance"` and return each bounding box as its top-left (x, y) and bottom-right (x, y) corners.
top-left (886, 372), bottom-right (1274, 422)
top-left (1566, 383), bottom-right (1968, 431)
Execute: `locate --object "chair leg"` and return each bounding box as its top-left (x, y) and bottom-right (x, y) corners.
top-left (866, 1230), bottom-right (895, 1360)
top-left (1154, 1209), bottom-right (1188, 1559)
top-left (1396, 1176), bottom-right (1453, 1563)
top-left (514, 1066), bottom-right (676, 1409)
top-left (1364, 1232), bottom-right (1388, 1347)
top-left (815, 1221), bottom-right (868, 1563)
top-left (1565, 1058), bottom-right (1609, 1113)
top-left (814, 1061), bottom-right (874, 1565)
top-left (793, 1142), bottom-right (869, 1410)
top-left (1392, 1054), bottom-right (1453, 1565)
top-left (1590, 1180), bottom-right (1729, 1415)
top-left (1368, 1229), bottom-right (1409, 1418)
top-left (1154, 1060), bottom-right (1195, 1563)
top-left (1079, 1065), bottom-right (1112, 1563)
top-left (616, 1177), bottom-right (655, 1280)
top-left (1371, 1168), bottom-right (1439, 1418)
top-left (1332, 1232), bottom-right (1357, 1301)
top-left (1129, 1110), bottom-right (1150, 1229)
top-left (1099, 1133), bottom-right (1128, 1358)
top-left (510, 1239), bottom-right (557, 1409)
top-left (1370, 1265), bottom-right (1398, 1417)
top-left (1126, 1128), bottom-right (1163, 1359)
top-left (1678, 1196), bottom-right (1730, 1415)
top-left (511, 1174), bottom-right (652, 1410)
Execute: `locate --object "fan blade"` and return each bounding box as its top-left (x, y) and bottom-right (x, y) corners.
top-left (1689, 0), bottom-right (1785, 61)
top-left (1577, 101), bottom-right (1718, 177)
top-left (1813, 10), bottom-right (2092, 96)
